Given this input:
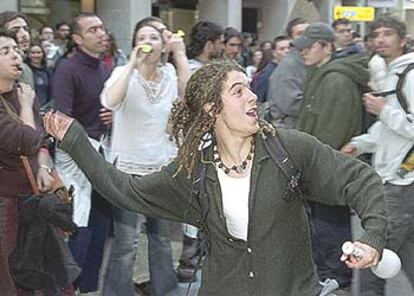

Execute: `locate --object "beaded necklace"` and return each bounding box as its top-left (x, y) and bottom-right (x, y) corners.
top-left (213, 140), bottom-right (255, 174)
top-left (137, 66), bottom-right (170, 104)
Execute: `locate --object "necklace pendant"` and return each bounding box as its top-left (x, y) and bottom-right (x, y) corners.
top-left (235, 165), bottom-right (244, 174)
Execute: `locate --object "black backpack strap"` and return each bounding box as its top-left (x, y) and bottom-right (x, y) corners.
top-left (184, 155), bottom-right (209, 294)
top-left (187, 156), bottom-right (208, 227)
top-left (395, 63), bottom-right (414, 114)
top-left (262, 133), bottom-right (302, 197)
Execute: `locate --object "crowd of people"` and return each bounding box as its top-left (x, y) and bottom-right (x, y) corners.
top-left (0, 8), bottom-right (413, 296)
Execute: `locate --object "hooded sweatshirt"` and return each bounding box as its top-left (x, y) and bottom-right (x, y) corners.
top-left (297, 54), bottom-right (369, 150)
top-left (351, 52), bottom-right (414, 185)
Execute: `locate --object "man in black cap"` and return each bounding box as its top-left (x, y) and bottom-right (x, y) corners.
top-left (295, 22), bottom-right (370, 295)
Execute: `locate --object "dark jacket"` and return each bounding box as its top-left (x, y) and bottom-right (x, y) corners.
top-left (298, 54), bottom-right (369, 150)
top-left (59, 120), bottom-right (386, 296)
top-left (251, 61), bottom-right (277, 102)
top-left (29, 65), bottom-right (52, 108)
top-left (9, 194), bottom-right (80, 294)
top-left (333, 43), bottom-right (363, 59)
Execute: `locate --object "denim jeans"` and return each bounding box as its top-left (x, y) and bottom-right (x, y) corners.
top-left (360, 182), bottom-right (414, 295)
top-left (69, 191), bottom-right (112, 293)
top-left (104, 207), bottom-right (177, 296)
top-left (309, 201), bottom-right (353, 288)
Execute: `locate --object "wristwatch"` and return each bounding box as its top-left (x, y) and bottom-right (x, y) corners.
top-left (40, 165), bottom-right (53, 175)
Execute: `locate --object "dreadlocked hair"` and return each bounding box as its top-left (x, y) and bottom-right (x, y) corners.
top-left (257, 118), bottom-right (275, 137)
top-left (170, 60), bottom-right (245, 178)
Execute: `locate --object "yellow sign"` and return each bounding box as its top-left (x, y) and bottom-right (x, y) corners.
top-left (333, 6), bottom-right (375, 22)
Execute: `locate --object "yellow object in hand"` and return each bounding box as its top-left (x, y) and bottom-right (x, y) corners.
top-left (175, 30), bottom-right (185, 38)
top-left (141, 44), bottom-right (152, 53)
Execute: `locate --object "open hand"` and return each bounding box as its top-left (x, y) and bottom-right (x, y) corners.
top-left (43, 111), bottom-right (74, 141)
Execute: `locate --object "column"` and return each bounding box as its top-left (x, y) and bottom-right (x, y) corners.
top-left (313, 0), bottom-right (342, 24)
top-left (97, 0), bottom-right (151, 54)
top-left (50, 0), bottom-right (75, 27)
top-left (259, 0), bottom-right (294, 40)
top-left (197, 0), bottom-right (242, 30)
top-left (0, 0), bottom-right (18, 11)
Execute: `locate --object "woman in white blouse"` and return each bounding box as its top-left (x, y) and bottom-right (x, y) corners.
top-left (100, 18), bottom-right (188, 296)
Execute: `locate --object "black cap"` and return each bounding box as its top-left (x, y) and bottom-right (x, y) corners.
top-left (292, 22), bottom-right (335, 50)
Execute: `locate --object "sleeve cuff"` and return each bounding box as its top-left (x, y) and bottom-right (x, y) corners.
top-left (378, 104), bottom-right (392, 122)
top-left (58, 120), bottom-right (85, 153)
top-left (357, 231), bottom-right (386, 255)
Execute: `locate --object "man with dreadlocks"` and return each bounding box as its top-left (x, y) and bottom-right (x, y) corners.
top-left (177, 19), bottom-right (224, 283)
top-left (44, 60), bottom-right (386, 296)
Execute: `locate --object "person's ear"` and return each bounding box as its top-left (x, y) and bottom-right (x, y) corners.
top-left (72, 33), bottom-right (82, 46)
top-left (204, 40), bottom-right (213, 54)
top-left (400, 37), bottom-right (407, 51)
top-left (203, 102), bottom-right (215, 117)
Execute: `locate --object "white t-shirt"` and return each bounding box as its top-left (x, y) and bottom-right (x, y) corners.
top-left (188, 58), bottom-right (204, 74)
top-left (217, 168), bottom-right (251, 241)
top-left (101, 63), bottom-right (178, 175)
top-left (245, 65), bottom-right (257, 81)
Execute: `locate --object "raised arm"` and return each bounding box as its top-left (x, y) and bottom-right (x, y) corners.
top-left (101, 46), bottom-right (142, 109)
top-left (168, 34), bottom-right (190, 98)
top-left (43, 111), bottom-right (202, 225)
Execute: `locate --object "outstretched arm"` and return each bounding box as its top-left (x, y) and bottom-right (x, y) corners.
top-left (43, 111), bottom-right (202, 225)
top-left (279, 129), bottom-right (387, 269)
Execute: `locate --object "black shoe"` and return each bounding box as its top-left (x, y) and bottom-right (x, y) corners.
top-left (135, 281), bottom-right (151, 296)
top-left (176, 260), bottom-right (198, 283)
top-left (180, 236), bottom-right (200, 259)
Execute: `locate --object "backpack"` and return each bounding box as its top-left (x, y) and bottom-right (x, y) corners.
top-left (395, 62), bottom-right (414, 113)
top-left (373, 62), bottom-right (414, 113)
top-left (372, 62), bottom-right (414, 177)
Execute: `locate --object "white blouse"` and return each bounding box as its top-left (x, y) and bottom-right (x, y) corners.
top-left (101, 63), bottom-right (178, 175)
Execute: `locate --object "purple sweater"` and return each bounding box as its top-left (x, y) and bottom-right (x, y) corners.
top-left (52, 50), bottom-right (110, 140)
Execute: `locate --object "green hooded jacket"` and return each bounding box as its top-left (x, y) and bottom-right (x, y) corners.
top-left (297, 54), bottom-right (370, 149)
